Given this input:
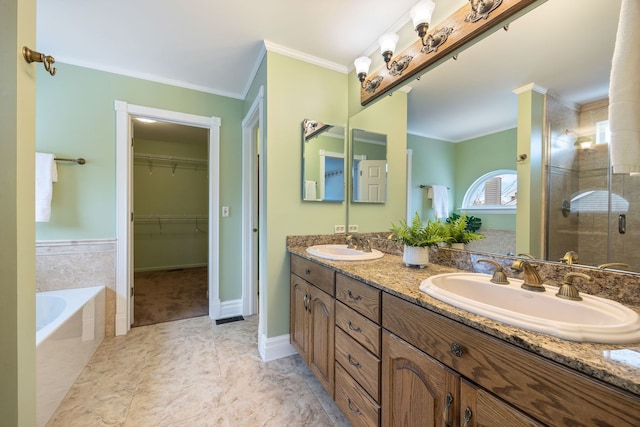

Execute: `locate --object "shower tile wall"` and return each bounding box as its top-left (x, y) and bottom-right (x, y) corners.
top-left (576, 99), bottom-right (610, 266)
top-left (36, 240), bottom-right (115, 336)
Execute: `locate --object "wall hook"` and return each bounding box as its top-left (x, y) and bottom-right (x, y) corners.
top-left (516, 153), bottom-right (528, 162)
top-left (22, 46), bottom-right (57, 76)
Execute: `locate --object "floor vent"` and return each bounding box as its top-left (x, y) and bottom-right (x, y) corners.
top-left (215, 315), bottom-right (245, 325)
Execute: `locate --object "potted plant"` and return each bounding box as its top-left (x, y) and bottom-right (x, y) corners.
top-left (443, 213), bottom-right (484, 249)
top-left (390, 212), bottom-right (445, 267)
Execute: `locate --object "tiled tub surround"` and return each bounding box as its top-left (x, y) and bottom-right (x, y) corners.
top-left (36, 239), bottom-right (115, 336)
top-left (287, 235), bottom-right (640, 397)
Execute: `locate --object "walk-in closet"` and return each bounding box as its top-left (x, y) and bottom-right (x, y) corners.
top-left (132, 119), bottom-right (210, 326)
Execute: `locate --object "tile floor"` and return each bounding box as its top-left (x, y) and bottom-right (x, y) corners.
top-left (46, 315), bottom-right (349, 426)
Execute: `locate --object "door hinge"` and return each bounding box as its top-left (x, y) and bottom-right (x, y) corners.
top-left (131, 212), bottom-right (134, 222)
top-left (130, 287), bottom-right (134, 297)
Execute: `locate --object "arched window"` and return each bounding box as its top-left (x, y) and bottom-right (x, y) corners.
top-left (461, 169), bottom-right (517, 213)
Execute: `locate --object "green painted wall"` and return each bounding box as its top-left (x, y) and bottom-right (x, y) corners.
top-left (1, 0), bottom-right (37, 424)
top-left (35, 64), bottom-right (246, 302)
top-left (455, 128), bottom-right (518, 230)
top-left (348, 92), bottom-right (408, 232)
top-left (265, 51), bottom-right (348, 337)
top-left (516, 88), bottom-right (545, 256)
top-left (407, 134), bottom-right (456, 221)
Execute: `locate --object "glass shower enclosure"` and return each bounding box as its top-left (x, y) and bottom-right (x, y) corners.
top-left (546, 96), bottom-right (639, 272)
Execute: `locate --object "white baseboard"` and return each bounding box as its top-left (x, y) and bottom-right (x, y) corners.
top-left (258, 333), bottom-right (296, 362)
top-left (115, 313), bottom-right (128, 336)
top-left (219, 299), bottom-right (243, 319)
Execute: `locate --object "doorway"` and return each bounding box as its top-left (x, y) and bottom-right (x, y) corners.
top-left (114, 101), bottom-right (221, 336)
top-left (131, 120), bottom-right (210, 326)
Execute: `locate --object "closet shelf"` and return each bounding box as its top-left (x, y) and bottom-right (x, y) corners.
top-left (134, 215), bottom-right (208, 223)
top-left (134, 152), bottom-right (208, 173)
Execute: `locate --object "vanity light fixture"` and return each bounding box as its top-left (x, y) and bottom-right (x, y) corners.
top-left (356, 0), bottom-right (538, 106)
top-left (135, 118), bottom-right (157, 124)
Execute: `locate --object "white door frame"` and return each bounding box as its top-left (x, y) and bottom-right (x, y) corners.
top-left (241, 87), bottom-right (263, 318)
top-left (241, 87), bottom-right (268, 352)
top-left (114, 100), bottom-right (221, 335)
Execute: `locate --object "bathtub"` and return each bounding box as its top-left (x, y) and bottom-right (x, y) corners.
top-left (36, 286), bottom-right (105, 427)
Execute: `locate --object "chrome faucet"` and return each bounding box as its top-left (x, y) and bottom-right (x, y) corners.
top-left (511, 260), bottom-right (545, 292)
top-left (560, 251), bottom-right (579, 265)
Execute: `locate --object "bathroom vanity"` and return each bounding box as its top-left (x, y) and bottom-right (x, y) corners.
top-left (288, 245), bottom-right (640, 426)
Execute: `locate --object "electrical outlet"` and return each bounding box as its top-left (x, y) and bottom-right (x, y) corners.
top-left (222, 206), bottom-right (230, 217)
top-left (348, 224), bottom-right (358, 232)
top-left (334, 225), bottom-right (346, 234)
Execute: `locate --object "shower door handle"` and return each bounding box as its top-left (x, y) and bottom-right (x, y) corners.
top-left (618, 214), bottom-right (626, 234)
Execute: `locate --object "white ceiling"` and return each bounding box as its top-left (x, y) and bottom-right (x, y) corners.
top-left (36, 0), bottom-right (621, 142)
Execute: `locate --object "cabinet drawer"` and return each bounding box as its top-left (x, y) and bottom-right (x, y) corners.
top-left (336, 301), bottom-right (380, 356)
top-left (291, 255), bottom-right (335, 296)
top-left (335, 363), bottom-right (380, 427)
top-left (335, 327), bottom-right (380, 402)
top-left (382, 292), bottom-right (640, 426)
top-left (336, 273), bottom-right (380, 323)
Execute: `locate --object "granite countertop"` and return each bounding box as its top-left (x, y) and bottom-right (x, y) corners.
top-left (288, 245), bottom-right (640, 397)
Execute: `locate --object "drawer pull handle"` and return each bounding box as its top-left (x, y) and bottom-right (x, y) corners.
top-left (347, 290), bottom-right (362, 301)
top-left (305, 268), bottom-right (311, 275)
top-left (463, 407), bottom-right (472, 427)
top-left (443, 392), bottom-right (453, 426)
top-left (346, 397), bottom-right (362, 415)
top-left (347, 320), bottom-right (362, 333)
top-left (347, 353), bottom-right (361, 368)
top-left (450, 343), bottom-right (463, 357)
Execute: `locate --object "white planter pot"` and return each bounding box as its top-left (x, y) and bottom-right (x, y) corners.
top-left (403, 245), bottom-right (430, 268)
top-left (450, 243), bottom-right (465, 250)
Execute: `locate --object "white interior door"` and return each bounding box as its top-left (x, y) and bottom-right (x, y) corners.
top-left (358, 160), bottom-right (387, 202)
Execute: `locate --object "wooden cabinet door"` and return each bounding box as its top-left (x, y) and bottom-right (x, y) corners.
top-left (382, 331), bottom-right (459, 427)
top-left (308, 286), bottom-right (335, 398)
top-left (460, 380), bottom-right (544, 427)
top-left (290, 275), bottom-right (309, 361)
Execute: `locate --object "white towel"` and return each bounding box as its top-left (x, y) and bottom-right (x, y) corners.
top-left (430, 185), bottom-right (449, 219)
top-left (304, 180), bottom-right (317, 201)
top-left (35, 152), bottom-right (58, 222)
top-left (609, 0), bottom-right (640, 174)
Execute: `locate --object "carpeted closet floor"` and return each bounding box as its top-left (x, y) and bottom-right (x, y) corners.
top-left (133, 267), bottom-right (209, 327)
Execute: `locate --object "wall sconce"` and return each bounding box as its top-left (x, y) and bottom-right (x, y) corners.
top-left (379, 33), bottom-right (400, 70)
top-left (410, 1), bottom-right (436, 44)
top-left (354, 56), bottom-right (372, 87)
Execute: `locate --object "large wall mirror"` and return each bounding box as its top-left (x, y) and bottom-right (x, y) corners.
top-left (348, 0), bottom-right (638, 273)
top-left (351, 128), bottom-right (387, 203)
top-left (301, 119), bottom-right (346, 202)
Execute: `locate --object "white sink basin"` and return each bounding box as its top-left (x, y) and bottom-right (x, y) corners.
top-left (420, 273), bottom-right (640, 344)
top-left (306, 244), bottom-right (384, 261)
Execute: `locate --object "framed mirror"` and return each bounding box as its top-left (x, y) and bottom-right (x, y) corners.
top-left (301, 119), bottom-right (346, 202)
top-left (351, 128), bottom-right (387, 203)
